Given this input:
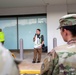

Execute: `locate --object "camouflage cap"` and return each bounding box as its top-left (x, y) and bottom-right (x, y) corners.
top-left (57, 14), bottom-right (76, 29)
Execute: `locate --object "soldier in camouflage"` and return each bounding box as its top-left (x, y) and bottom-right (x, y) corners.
top-left (41, 14), bottom-right (76, 75)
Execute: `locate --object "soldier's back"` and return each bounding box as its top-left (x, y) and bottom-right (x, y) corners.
top-left (54, 42), bottom-right (76, 75)
top-left (41, 42), bottom-right (76, 75)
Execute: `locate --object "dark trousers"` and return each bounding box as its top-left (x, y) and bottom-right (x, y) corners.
top-left (33, 48), bottom-right (42, 62)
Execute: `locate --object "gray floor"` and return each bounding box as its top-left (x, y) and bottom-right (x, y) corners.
top-left (13, 51), bottom-right (47, 75)
top-left (14, 51), bottom-right (47, 62)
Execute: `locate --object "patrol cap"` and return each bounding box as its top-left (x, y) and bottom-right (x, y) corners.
top-left (57, 14), bottom-right (76, 29)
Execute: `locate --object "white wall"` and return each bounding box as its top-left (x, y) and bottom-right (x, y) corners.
top-left (0, 4), bottom-right (75, 16)
top-left (68, 4), bottom-right (76, 13)
top-left (47, 5), bottom-right (67, 52)
top-left (0, 6), bottom-right (46, 15)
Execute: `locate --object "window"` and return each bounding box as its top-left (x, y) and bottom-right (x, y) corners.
top-left (0, 18), bottom-right (17, 49)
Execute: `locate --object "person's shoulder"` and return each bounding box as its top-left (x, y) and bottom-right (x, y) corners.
top-left (41, 35), bottom-right (44, 38)
top-left (41, 35), bottom-right (44, 37)
top-left (54, 43), bottom-right (76, 53)
top-left (54, 44), bottom-right (67, 49)
top-left (53, 44), bottom-right (68, 52)
top-left (2, 32), bottom-right (5, 35)
top-left (0, 32), bottom-right (4, 34)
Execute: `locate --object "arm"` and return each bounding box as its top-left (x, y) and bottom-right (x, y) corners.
top-left (41, 50), bottom-right (59, 75)
top-left (41, 51), bottom-right (54, 75)
top-left (41, 35), bottom-right (44, 46)
top-left (41, 41), bottom-right (44, 46)
top-left (33, 34), bottom-right (36, 42)
top-left (48, 51), bottom-right (59, 75)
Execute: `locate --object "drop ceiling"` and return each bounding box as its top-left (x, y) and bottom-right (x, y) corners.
top-left (0, 0), bottom-right (76, 8)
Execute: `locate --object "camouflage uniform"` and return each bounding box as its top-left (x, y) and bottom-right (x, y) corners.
top-left (41, 14), bottom-right (76, 75)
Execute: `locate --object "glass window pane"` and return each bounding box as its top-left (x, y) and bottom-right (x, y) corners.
top-left (18, 16), bottom-right (47, 49)
top-left (0, 18), bottom-right (17, 49)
